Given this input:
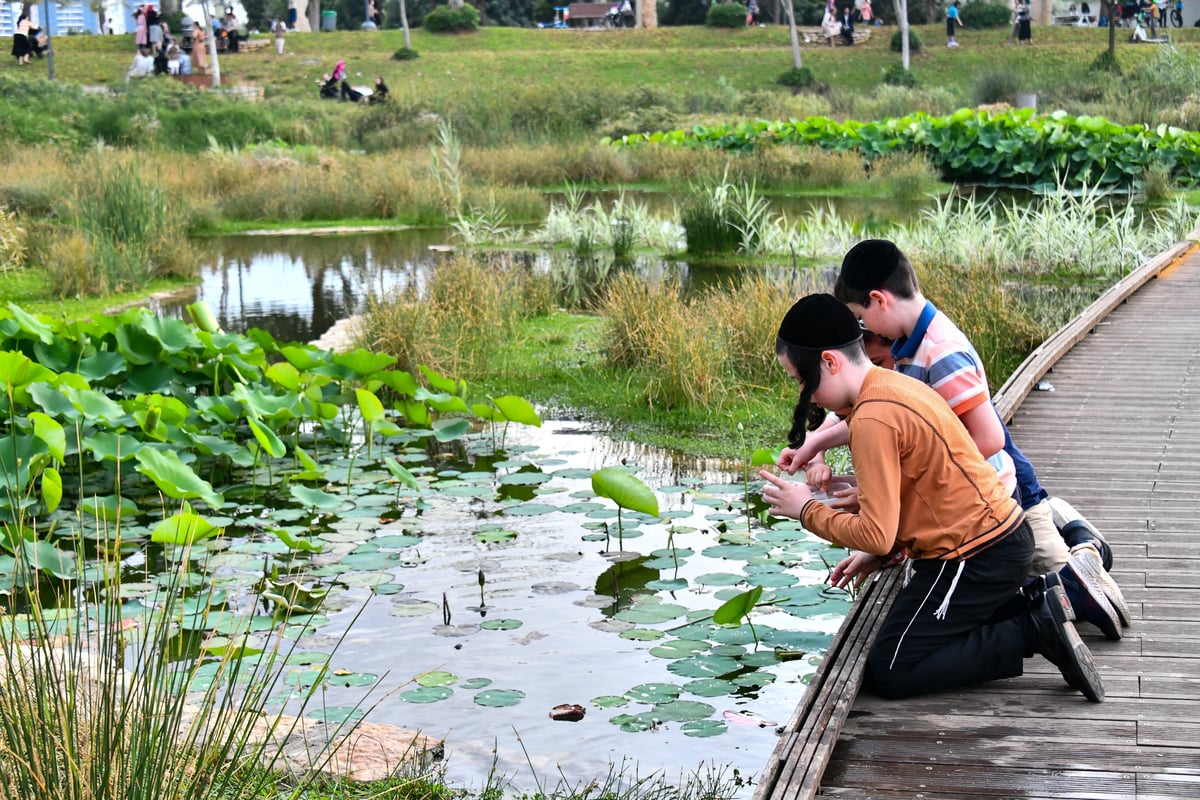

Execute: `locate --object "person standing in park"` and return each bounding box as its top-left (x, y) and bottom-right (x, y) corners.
top-left (760, 294), bottom-right (1105, 703)
top-left (946, 0), bottom-right (963, 46)
top-left (273, 17), bottom-right (287, 55)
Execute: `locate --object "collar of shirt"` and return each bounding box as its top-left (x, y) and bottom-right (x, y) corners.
top-left (890, 300), bottom-right (936, 362)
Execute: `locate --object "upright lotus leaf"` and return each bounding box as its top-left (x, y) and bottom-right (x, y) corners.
top-left (265, 361), bottom-right (301, 392)
top-left (0, 351), bottom-right (56, 400)
top-left (492, 396), bottom-right (541, 427)
top-left (28, 382), bottom-right (79, 420)
top-left (114, 322), bottom-right (163, 366)
top-left (355, 388), bottom-right (385, 423)
top-left (712, 585), bottom-right (765, 626)
top-left (4, 304), bottom-right (54, 345)
top-left (0, 434), bottom-right (44, 496)
top-left (418, 365), bottom-right (462, 396)
top-left (247, 418), bottom-right (287, 459)
top-left (292, 445), bottom-right (325, 481)
top-left (751, 447), bottom-right (780, 467)
top-left (151, 509), bottom-right (224, 545)
top-left (233, 385), bottom-right (300, 425)
top-left (400, 400), bottom-right (431, 427)
top-left (331, 349), bottom-right (397, 378)
top-left (471, 403), bottom-right (502, 422)
top-left (384, 457), bottom-right (421, 492)
top-left (290, 485), bottom-right (345, 511)
top-left (28, 412), bottom-right (65, 462)
top-left (136, 314), bottom-right (203, 354)
top-left (269, 527), bottom-right (324, 553)
top-left (279, 345), bottom-right (324, 372)
top-left (63, 386), bottom-right (128, 425)
top-left (372, 369), bottom-right (419, 398)
top-left (415, 388), bottom-right (470, 415)
top-left (134, 448), bottom-right (223, 510)
top-left (20, 539), bottom-right (76, 580)
top-left (40, 467), bottom-right (62, 515)
top-left (592, 467), bottom-right (659, 518)
top-left (432, 418), bottom-right (471, 442)
top-left (75, 352), bottom-right (126, 383)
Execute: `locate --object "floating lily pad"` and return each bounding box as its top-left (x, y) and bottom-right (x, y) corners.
top-left (440, 485), bottom-right (495, 498)
top-left (649, 639), bottom-right (710, 659)
top-left (613, 602), bottom-right (688, 625)
top-left (498, 472), bottom-right (550, 486)
top-left (672, 622), bottom-right (716, 641)
top-left (611, 711), bottom-right (658, 732)
top-left (552, 468), bottom-right (595, 480)
top-left (646, 578), bottom-right (688, 591)
top-left (391, 600), bottom-right (439, 618)
top-left (683, 678), bottom-right (736, 697)
top-left (561, 502), bottom-right (605, 513)
top-left (415, 670), bottom-right (457, 687)
top-left (710, 643), bottom-right (748, 658)
top-left (681, 719), bottom-right (727, 738)
top-left (702, 544), bottom-right (771, 560)
top-left (652, 547), bottom-right (693, 559)
top-left (710, 625), bottom-right (759, 645)
top-left (619, 627), bottom-right (665, 641)
top-left (625, 683), bottom-right (681, 704)
top-left (501, 503), bottom-right (558, 516)
top-left (461, 677), bottom-right (492, 690)
top-left (739, 650), bottom-right (782, 667)
top-left (374, 534), bottom-right (422, 549)
top-left (337, 552), bottom-right (395, 571)
top-left (432, 624), bottom-right (480, 637)
top-left (531, 581), bottom-right (580, 594)
top-left (326, 670), bottom-right (379, 687)
top-left (650, 699), bottom-right (715, 722)
top-left (746, 572), bottom-right (799, 588)
top-left (474, 529), bottom-right (519, 543)
top-left (732, 671), bottom-right (776, 688)
top-left (400, 686), bottom-right (453, 704)
top-left (480, 618), bottom-right (523, 630)
top-left (371, 582), bottom-right (406, 595)
top-left (640, 557), bottom-right (683, 570)
top-left (590, 694), bottom-right (629, 709)
top-left (474, 688), bottom-right (525, 707)
top-left (666, 654), bottom-right (741, 679)
top-left (694, 572), bottom-right (744, 587)
top-left (306, 706), bottom-right (366, 724)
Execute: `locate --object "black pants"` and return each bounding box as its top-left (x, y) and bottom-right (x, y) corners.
top-left (865, 522), bottom-right (1033, 699)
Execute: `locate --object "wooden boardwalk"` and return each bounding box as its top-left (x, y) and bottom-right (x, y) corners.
top-left (757, 240), bottom-right (1200, 800)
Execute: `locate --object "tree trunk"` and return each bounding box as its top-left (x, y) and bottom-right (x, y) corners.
top-left (894, 0), bottom-right (910, 70)
top-left (400, 0), bottom-right (411, 46)
top-left (1105, 0), bottom-right (1116, 57)
top-left (783, 0), bottom-right (801, 69)
top-left (308, 0), bottom-right (320, 33)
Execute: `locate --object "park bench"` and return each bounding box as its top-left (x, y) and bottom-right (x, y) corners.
top-left (566, 2), bottom-right (614, 27)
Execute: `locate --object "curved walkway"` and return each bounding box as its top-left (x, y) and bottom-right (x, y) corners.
top-left (757, 239), bottom-right (1200, 799)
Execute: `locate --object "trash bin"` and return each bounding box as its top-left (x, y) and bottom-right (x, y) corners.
top-left (321, 9), bottom-right (337, 30)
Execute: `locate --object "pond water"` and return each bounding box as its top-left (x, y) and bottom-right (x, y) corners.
top-left (272, 420), bottom-right (849, 794)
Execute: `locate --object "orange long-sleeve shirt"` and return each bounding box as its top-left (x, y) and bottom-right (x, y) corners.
top-left (800, 368), bottom-right (1023, 561)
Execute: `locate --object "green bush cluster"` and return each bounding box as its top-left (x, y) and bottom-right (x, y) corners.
top-left (959, 1), bottom-right (1013, 27)
top-left (392, 46), bottom-right (420, 60)
top-left (706, 1), bottom-right (748, 27)
top-left (882, 63), bottom-right (917, 87)
top-left (422, 4), bottom-right (480, 32)
top-left (889, 27), bottom-right (922, 52)
top-left (776, 66), bottom-right (815, 88)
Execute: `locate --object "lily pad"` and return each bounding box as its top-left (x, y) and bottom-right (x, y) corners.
top-left (474, 529), bottom-right (519, 543)
top-left (613, 603), bottom-right (688, 625)
top-left (619, 627), bottom-right (664, 641)
top-left (645, 578), bottom-right (688, 591)
top-left (625, 683), bottom-right (681, 704)
top-left (590, 694), bottom-right (629, 709)
top-left (480, 618), bottom-right (523, 630)
top-left (683, 678), bottom-right (736, 697)
top-left (666, 655), bottom-right (741, 679)
top-left (307, 707), bottom-right (366, 725)
top-left (461, 677), bottom-right (492, 690)
top-left (474, 688), bottom-right (525, 707)
top-left (501, 503), bottom-right (558, 516)
top-left (695, 573), bottom-right (745, 587)
top-left (681, 719), bottom-right (728, 738)
top-left (415, 670), bottom-right (458, 687)
top-left (326, 670), bottom-right (380, 688)
top-left (400, 686), bottom-right (453, 704)
top-left (650, 699), bottom-right (715, 722)
top-left (649, 639), bottom-right (710, 659)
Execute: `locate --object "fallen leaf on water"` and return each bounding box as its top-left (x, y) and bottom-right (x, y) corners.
top-left (723, 710), bottom-right (775, 727)
top-left (549, 703), bottom-right (586, 722)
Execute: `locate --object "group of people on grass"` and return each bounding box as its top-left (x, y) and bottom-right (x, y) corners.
top-left (127, 4), bottom-right (204, 80)
top-left (10, 6), bottom-right (46, 66)
top-left (317, 59), bottom-right (390, 103)
top-left (760, 239), bottom-right (1128, 703)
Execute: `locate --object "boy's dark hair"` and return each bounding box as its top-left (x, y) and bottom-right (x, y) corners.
top-left (833, 239), bottom-right (921, 306)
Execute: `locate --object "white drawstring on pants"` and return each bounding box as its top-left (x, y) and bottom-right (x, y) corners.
top-left (887, 559), bottom-right (965, 670)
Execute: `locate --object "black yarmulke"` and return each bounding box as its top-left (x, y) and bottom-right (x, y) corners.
top-left (840, 239), bottom-right (902, 291)
top-left (777, 294), bottom-right (863, 351)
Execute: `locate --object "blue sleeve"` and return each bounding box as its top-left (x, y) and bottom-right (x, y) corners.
top-left (1002, 418), bottom-right (1049, 509)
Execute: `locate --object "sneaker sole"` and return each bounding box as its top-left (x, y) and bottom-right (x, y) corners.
top-left (1071, 544), bottom-right (1132, 628)
top-left (1045, 586), bottom-right (1106, 702)
top-left (1048, 497), bottom-right (1110, 547)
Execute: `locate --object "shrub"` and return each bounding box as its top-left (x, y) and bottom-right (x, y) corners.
top-left (889, 27), bottom-right (922, 52)
top-left (973, 68), bottom-right (1022, 106)
top-left (882, 63), bottom-right (917, 87)
top-left (1089, 49), bottom-right (1122, 74)
top-left (706, 1), bottom-right (748, 27)
top-left (392, 46), bottom-right (419, 60)
top-left (422, 4), bottom-right (480, 32)
top-left (959, 1), bottom-right (1013, 27)
top-left (776, 66), bottom-right (815, 87)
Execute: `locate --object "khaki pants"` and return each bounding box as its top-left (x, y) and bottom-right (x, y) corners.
top-left (1025, 498), bottom-right (1069, 575)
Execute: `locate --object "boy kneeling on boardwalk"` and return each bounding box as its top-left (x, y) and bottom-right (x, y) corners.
top-left (759, 295), bottom-right (1104, 702)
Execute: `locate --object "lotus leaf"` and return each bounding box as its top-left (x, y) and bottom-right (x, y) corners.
top-left (474, 688), bottom-right (525, 707)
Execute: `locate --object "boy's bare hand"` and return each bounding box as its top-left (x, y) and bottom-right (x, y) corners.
top-left (803, 460), bottom-right (832, 491)
top-left (759, 469), bottom-right (814, 519)
top-left (778, 443), bottom-right (822, 475)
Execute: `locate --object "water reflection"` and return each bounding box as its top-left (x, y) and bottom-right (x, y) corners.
top-left (152, 232), bottom-right (827, 345)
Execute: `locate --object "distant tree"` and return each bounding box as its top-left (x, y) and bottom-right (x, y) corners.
top-left (660, 0), bottom-right (707, 25)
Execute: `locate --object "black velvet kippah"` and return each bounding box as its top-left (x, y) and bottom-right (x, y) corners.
top-left (777, 294), bottom-right (863, 351)
top-left (839, 239), bottom-right (902, 291)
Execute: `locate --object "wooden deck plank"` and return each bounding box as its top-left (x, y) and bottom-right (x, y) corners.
top-left (758, 240), bottom-right (1200, 799)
